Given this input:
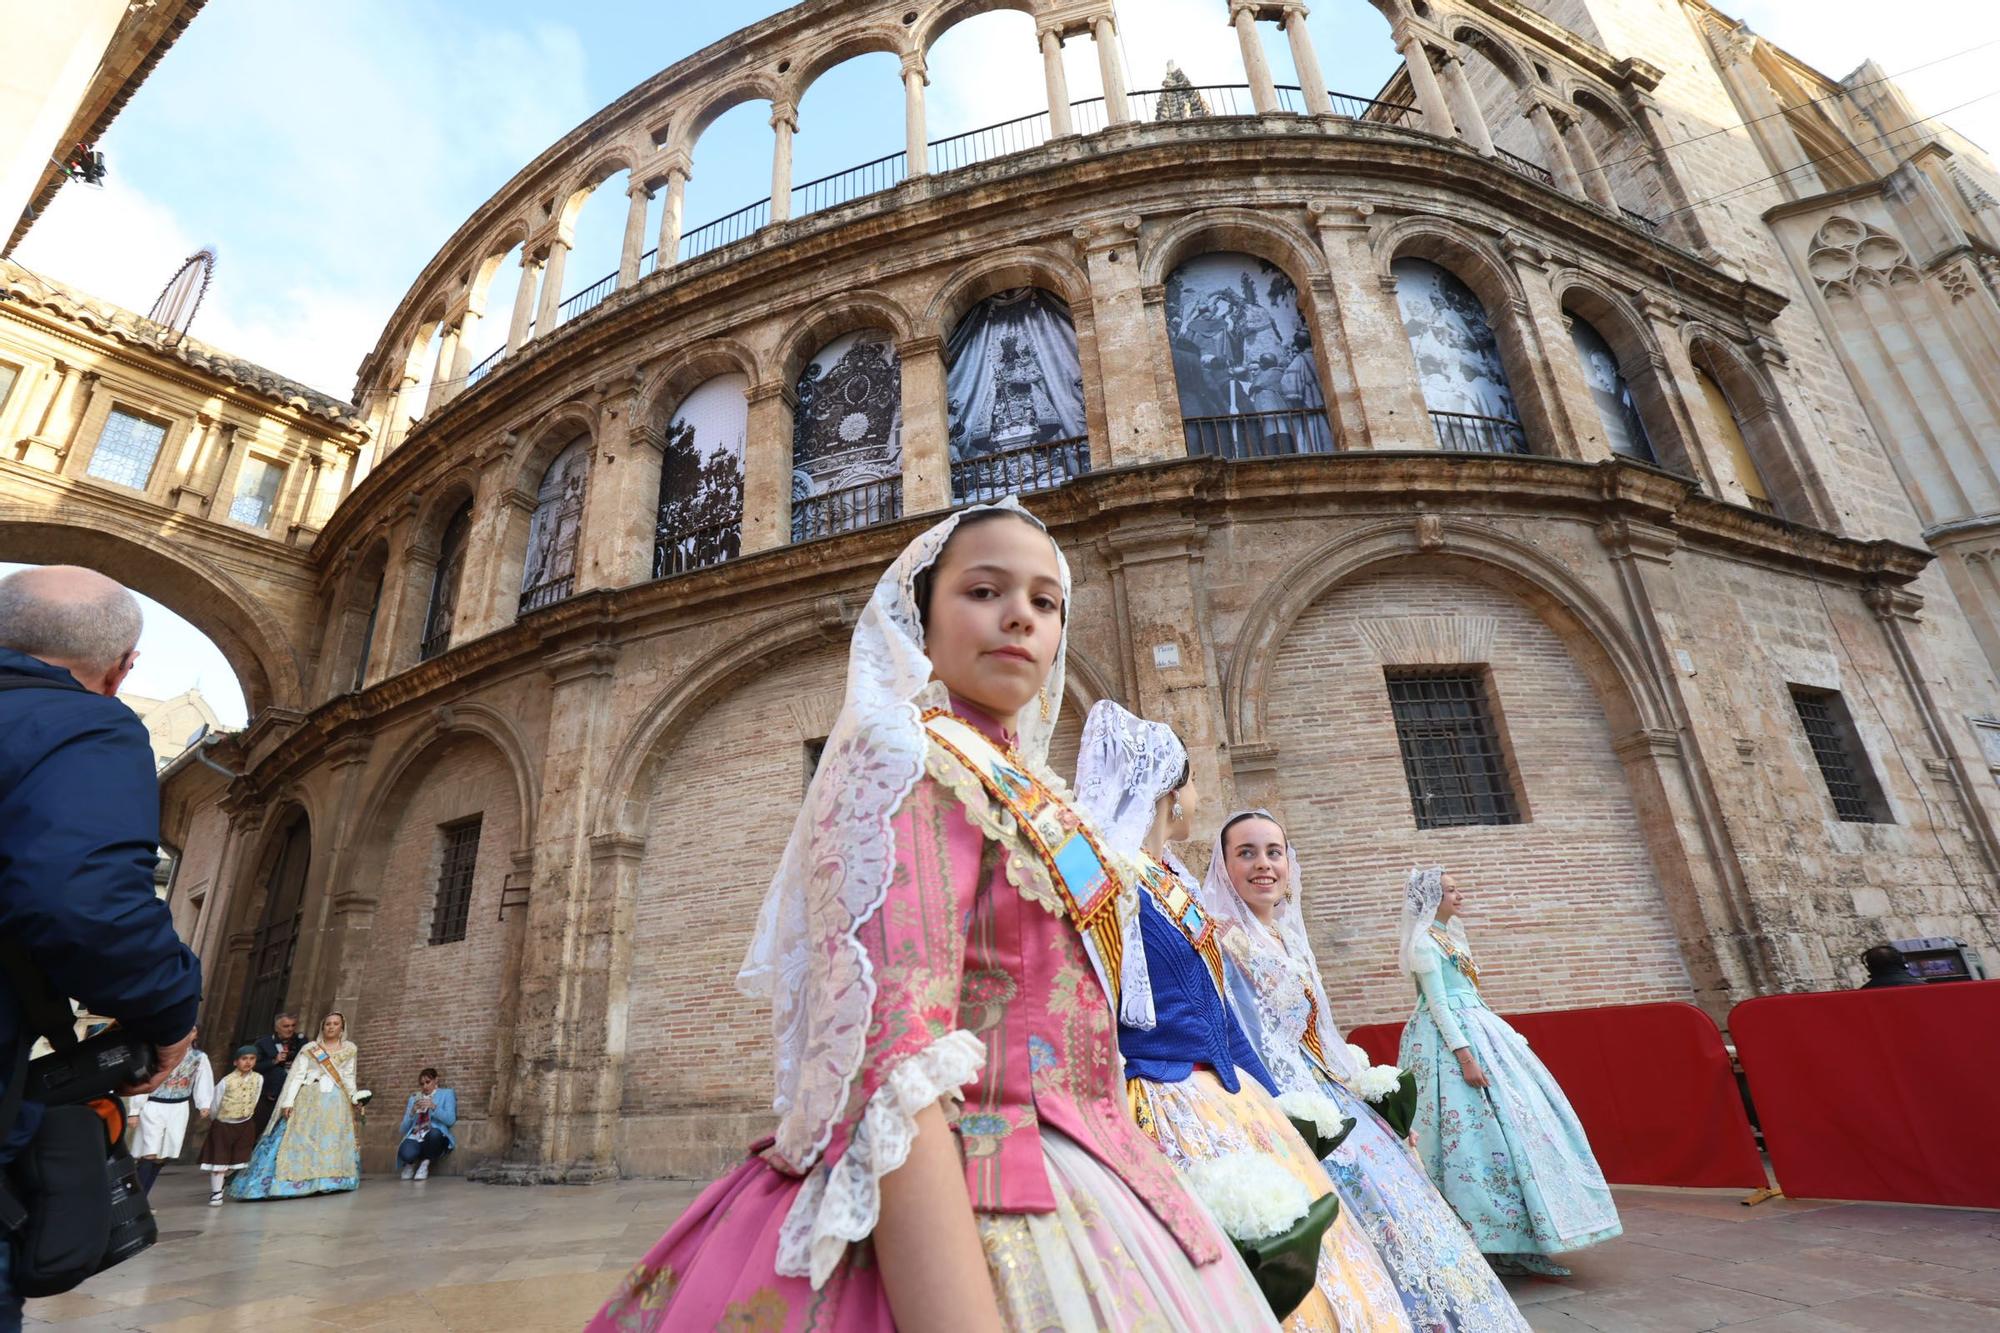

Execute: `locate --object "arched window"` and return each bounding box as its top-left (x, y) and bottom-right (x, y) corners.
top-left (420, 500), bottom-right (472, 661)
top-left (1694, 368), bottom-right (1777, 516)
top-left (1392, 257), bottom-right (1525, 453)
top-left (792, 329), bottom-right (903, 541)
top-left (520, 440), bottom-right (590, 613)
top-left (947, 288), bottom-right (1089, 501)
top-left (236, 813), bottom-right (309, 1045)
top-left (656, 375), bottom-right (747, 576)
top-left (1566, 312), bottom-right (1656, 464)
top-left (1165, 252), bottom-right (1334, 457)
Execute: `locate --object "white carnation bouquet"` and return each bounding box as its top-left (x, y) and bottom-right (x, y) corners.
top-left (1275, 1089), bottom-right (1345, 1139)
top-left (1185, 1152), bottom-right (1313, 1242)
top-left (1345, 1043), bottom-right (1418, 1138)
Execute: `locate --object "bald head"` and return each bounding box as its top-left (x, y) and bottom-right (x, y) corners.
top-left (0, 565), bottom-right (143, 695)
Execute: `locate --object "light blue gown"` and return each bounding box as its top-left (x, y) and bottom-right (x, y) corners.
top-left (1399, 934), bottom-right (1621, 1260)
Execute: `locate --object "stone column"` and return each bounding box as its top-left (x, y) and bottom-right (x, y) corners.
top-left (1078, 218), bottom-right (1175, 466)
top-left (1041, 29), bottom-right (1074, 136)
top-left (1231, 4), bottom-right (1280, 114)
top-left (371, 496), bottom-right (431, 680)
top-left (387, 372), bottom-right (422, 450)
top-left (20, 361), bottom-right (86, 470)
top-left (448, 301), bottom-right (484, 385)
top-left (1636, 291), bottom-right (1724, 493)
top-left (1310, 201), bottom-right (1433, 450)
top-left (899, 335), bottom-right (952, 514)
top-left (535, 240), bottom-right (570, 336)
top-left (903, 55), bottom-right (929, 178)
top-left (1391, 25), bottom-right (1456, 141)
top-left (425, 321), bottom-right (463, 415)
top-left (194, 422), bottom-right (238, 516)
top-left (1282, 3), bottom-right (1334, 116)
top-left (1093, 17), bottom-right (1132, 125)
top-left (619, 179), bottom-right (651, 286)
top-left (1529, 102), bottom-right (1587, 200)
top-left (1562, 112), bottom-right (1621, 211)
top-left (770, 102), bottom-right (798, 223)
top-left (657, 164), bottom-right (689, 269)
top-left (1437, 52), bottom-right (1496, 156)
top-left (508, 252), bottom-right (543, 350)
top-left (1502, 235), bottom-right (1598, 458)
top-left (464, 440), bottom-right (530, 639)
top-left (1716, 32), bottom-right (1823, 197)
top-left (168, 412), bottom-right (218, 513)
top-left (54, 374), bottom-right (103, 476)
top-left (577, 376), bottom-right (662, 592)
top-left (742, 382), bottom-right (796, 553)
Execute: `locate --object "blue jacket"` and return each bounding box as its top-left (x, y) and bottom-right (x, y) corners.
top-left (399, 1087), bottom-right (457, 1148)
top-left (1117, 893), bottom-right (1278, 1097)
top-left (0, 648), bottom-right (203, 1161)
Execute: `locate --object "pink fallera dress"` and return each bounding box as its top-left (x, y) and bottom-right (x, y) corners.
top-left (589, 703), bottom-right (1275, 1332)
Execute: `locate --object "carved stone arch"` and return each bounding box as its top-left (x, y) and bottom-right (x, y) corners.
top-left (788, 22), bottom-right (912, 101)
top-left (1569, 83), bottom-right (1638, 135)
top-left (916, 0), bottom-right (1040, 58)
top-left (0, 503), bottom-right (302, 714)
top-left (412, 468), bottom-right (482, 557)
top-left (508, 400), bottom-right (600, 490)
top-left (1140, 206), bottom-right (1330, 292)
top-left (641, 337), bottom-right (764, 434)
top-left (207, 796), bottom-right (318, 1040)
top-left (1683, 328), bottom-right (1828, 525)
top-left (672, 76), bottom-right (788, 158)
top-left (1373, 214), bottom-right (1521, 314)
top-left (1550, 266), bottom-right (1697, 472)
top-left (923, 244), bottom-right (1094, 341)
top-left (777, 289), bottom-right (917, 386)
top-left (1449, 18), bottom-right (1534, 90)
top-left (1224, 517), bottom-right (1672, 751)
top-left (350, 704), bottom-right (542, 862)
top-left (1060, 645), bottom-right (1119, 718)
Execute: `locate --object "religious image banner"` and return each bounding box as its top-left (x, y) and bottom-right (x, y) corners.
top-left (793, 329), bottom-right (902, 539)
top-left (1164, 252), bottom-right (1332, 456)
top-left (522, 438), bottom-right (590, 598)
top-left (946, 288), bottom-right (1088, 500)
top-left (657, 374), bottom-right (747, 576)
top-left (1392, 257), bottom-right (1520, 425)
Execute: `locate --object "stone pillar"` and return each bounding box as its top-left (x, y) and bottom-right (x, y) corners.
top-left (1502, 235), bottom-right (1598, 458)
top-left (904, 55), bottom-right (929, 178)
top-left (742, 382), bottom-right (796, 553)
top-left (425, 321), bottom-right (463, 415)
top-left (770, 102), bottom-right (798, 223)
top-left (577, 376), bottom-right (662, 592)
top-left (1042, 29), bottom-right (1074, 136)
top-left (535, 240), bottom-right (570, 336)
top-left (198, 423), bottom-right (240, 518)
top-left (899, 335), bottom-right (952, 514)
top-left (619, 179), bottom-right (651, 286)
top-left (387, 372), bottom-right (421, 449)
top-left (1626, 92), bottom-right (1710, 251)
top-left (1391, 26), bottom-right (1457, 141)
top-left (1562, 112), bottom-right (1621, 211)
top-left (1282, 3), bottom-right (1334, 116)
top-left (168, 412), bottom-right (218, 513)
top-left (1437, 52), bottom-right (1496, 156)
top-left (373, 497), bottom-right (432, 680)
top-left (448, 302), bottom-right (484, 385)
top-left (464, 440), bottom-right (529, 639)
top-left (54, 374), bottom-right (104, 477)
top-left (508, 252), bottom-right (542, 350)
top-left (1529, 102), bottom-right (1587, 200)
top-left (657, 165), bottom-right (689, 269)
top-left (1231, 4), bottom-right (1280, 115)
top-left (20, 360), bottom-right (85, 470)
top-left (1078, 217), bottom-right (1175, 466)
top-left (1637, 291), bottom-right (1725, 493)
top-left (1309, 201), bottom-right (1433, 450)
top-left (1716, 31), bottom-right (1823, 198)
top-left (1093, 17), bottom-right (1132, 125)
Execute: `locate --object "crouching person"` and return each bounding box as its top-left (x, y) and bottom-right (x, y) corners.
top-left (397, 1068), bottom-right (454, 1180)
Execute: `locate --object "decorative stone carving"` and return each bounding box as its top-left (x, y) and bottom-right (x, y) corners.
top-left (1806, 216), bottom-right (1921, 298)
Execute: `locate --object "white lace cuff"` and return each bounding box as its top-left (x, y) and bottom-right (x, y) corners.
top-left (775, 1028), bottom-right (987, 1289)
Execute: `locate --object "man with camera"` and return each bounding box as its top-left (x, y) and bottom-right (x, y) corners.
top-left (0, 566), bottom-right (204, 1322)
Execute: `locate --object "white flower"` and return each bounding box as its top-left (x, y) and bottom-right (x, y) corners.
top-left (1345, 1043), bottom-right (1372, 1074)
top-left (1185, 1152), bottom-right (1314, 1242)
top-left (1353, 1063), bottom-right (1404, 1102)
top-left (1275, 1089), bottom-right (1346, 1140)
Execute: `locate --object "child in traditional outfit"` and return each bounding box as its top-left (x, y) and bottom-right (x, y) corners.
top-left (200, 1047), bottom-right (264, 1205)
top-left (1398, 867), bottom-right (1621, 1276)
top-left (589, 501), bottom-right (1277, 1332)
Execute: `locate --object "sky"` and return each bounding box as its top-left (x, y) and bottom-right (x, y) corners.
top-left (11, 0), bottom-right (1999, 722)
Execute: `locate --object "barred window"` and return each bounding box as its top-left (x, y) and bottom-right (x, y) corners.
top-left (429, 816), bottom-right (483, 945)
top-left (87, 409), bottom-right (170, 490)
top-left (1790, 688), bottom-right (1890, 823)
top-left (804, 738), bottom-right (827, 788)
top-left (1386, 670), bottom-right (1522, 829)
top-left (228, 456), bottom-right (286, 527)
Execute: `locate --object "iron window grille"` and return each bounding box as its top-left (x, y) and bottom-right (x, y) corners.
top-left (86, 409), bottom-right (170, 490)
top-left (1386, 670), bottom-right (1523, 829)
top-left (1790, 688), bottom-right (1889, 823)
top-left (429, 816), bottom-right (483, 945)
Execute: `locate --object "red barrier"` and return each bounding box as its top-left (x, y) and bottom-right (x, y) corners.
top-left (1346, 1002), bottom-right (1766, 1189)
top-left (1730, 981), bottom-right (2000, 1208)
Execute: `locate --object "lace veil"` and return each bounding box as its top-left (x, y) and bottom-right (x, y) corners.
top-left (1398, 865), bottom-right (1469, 977)
top-left (1198, 808), bottom-right (1357, 1080)
top-left (736, 497), bottom-right (1071, 1175)
top-left (1072, 699), bottom-right (1188, 860)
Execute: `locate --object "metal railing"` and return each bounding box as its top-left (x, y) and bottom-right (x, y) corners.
top-left (1620, 207), bottom-right (1663, 236)
top-left (1746, 494), bottom-right (1779, 517)
top-left (950, 437), bottom-right (1090, 503)
top-left (792, 476), bottom-right (903, 544)
top-left (1184, 409), bottom-right (1338, 460)
top-left (1496, 148), bottom-right (1555, 188)
top-left (930, 106), bottom-right (1059, 173)
top-left (418, 628), bottom-right (451, 662)
top-left (557, 270), bottom-right (619, 324)
top-left (653, 516), bottom-right (742, 577)
top-left (794, 150), bottom-right (907, 218)
top-left (681, 197), bottom-right (772, 262)
top-left (518, 575), bottom-right (574, 614)
top-left (1430, 410), bottom-right (1528, 455)
top-left (465, 345), bottom-right (505, 386)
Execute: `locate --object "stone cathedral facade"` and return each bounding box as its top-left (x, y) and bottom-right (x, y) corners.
top-left (5, 0), bottom-right (1998, 1182)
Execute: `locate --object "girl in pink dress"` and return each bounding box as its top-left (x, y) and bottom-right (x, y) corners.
top-left (589, 500), bottom-right (1276, 1331)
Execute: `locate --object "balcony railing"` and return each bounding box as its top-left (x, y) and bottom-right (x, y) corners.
top-left (1184, 409), bottom-right (1338, 460)
top-left (653, 515), bottom-right (741, 577)
top-left (418, 628), bottom-right (451, 662)
top-left (792, 476), bottom-right (903, 544)
top-left (794, 150), bottom-right (908, 219)
top-left (557, 269), bottom-right (620, 324)
top-left (1496, 148), bottom-right (1555, 189)
top-left (681, 197), bottom-right (772, 262)
top-left (1620, 207), bottom-right (1663, 236)
top-left (518, 574), bottom-right (574, 614)
top-left (1430, 410), bottom-right (1528, 455)
top-left (951, 437), bottom-right (1090, 504)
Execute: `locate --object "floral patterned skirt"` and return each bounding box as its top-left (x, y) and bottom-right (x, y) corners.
top-left (1127, 1067), bottom-right (1412, 1333)
top-left (587, 1128), bottom-right (1275, 1332)
top-left (228, 1088), bottom-right (360, 1201)
top-left (1308, 1072), bottom-right (1527, 1331)
top-left (1400, 999), bottom-right (1622, 1258)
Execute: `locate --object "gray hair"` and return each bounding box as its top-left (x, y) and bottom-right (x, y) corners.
top-left (0, 566), bottom-right (143, 673)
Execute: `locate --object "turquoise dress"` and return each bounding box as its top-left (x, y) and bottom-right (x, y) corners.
top-left (1399, 933), bottom-right (1620, 1259)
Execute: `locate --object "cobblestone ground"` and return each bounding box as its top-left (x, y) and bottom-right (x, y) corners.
top-left (23, 1170), bottom-right (2000, 1330)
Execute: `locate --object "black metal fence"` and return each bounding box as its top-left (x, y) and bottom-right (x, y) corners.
top-left (1184, 409), bottom-right (1338, 459)
top-left (951, 437), bottom-right (1090, 504)
top-left (792, 476), bottom-right (903, 544)
top-left (1496, 148), bottom-right (1555, 188)
top-left (1430, 410), bottom-right (1529, 454)
top-left (653, 516), bottom-right (742, 577)
top-left (518, 575), bottom-right (575, 614)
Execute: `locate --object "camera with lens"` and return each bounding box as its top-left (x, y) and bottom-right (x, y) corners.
top-left (24, 1028), bottom-right (154, 1106)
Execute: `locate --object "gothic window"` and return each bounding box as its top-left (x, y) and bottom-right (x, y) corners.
top-left (1694, 368), bottom-right (1777, 516)
top-left (87, 408), bottom-right (171, 490)
top-left (946, 289), bottom-right (1090, 502)
top-left (1790, 687), bottom-right (1890, 823)
top-left (1565, 313), bottom-right (1656, 464)
top-left (421, 500), bottom-right (472, 662)
top-left (1165, 252), bottom-right (1334, 458)
top-left (520, 439), bottom-right (590, 612)
top-left (1393, 258), bottom-right (1526, 454)
top-left (792, 329), bottom-right (902, 542)
top-left (656, 375), bottom-right (746, 577)
top-left (1386, 669), bottom-right (1523, 829)
top-left (429, 816), bottom-right (483, 945)
top-left (228, 456), bottom-right (287, 528)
